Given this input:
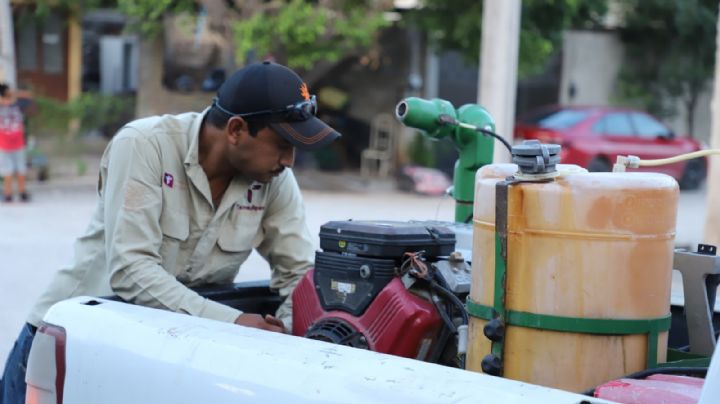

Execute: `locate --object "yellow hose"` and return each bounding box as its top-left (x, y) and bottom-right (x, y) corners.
top-left (613, 149), bottom-right (720, 172)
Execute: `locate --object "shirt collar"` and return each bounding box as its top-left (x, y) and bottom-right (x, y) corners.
top-left (184, 107), bottom-right (210, 168)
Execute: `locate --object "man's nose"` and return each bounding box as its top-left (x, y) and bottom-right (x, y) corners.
top-left (280, 148), bottom-right (296, 168)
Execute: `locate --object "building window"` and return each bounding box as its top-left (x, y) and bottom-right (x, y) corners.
top-left (17, 22), bottom-right (37, 71)
top-left (42, 14), bottom-right (64, 73)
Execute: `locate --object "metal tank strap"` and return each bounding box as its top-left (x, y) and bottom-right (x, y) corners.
top-left (466, 298), bottom-right (671, 369)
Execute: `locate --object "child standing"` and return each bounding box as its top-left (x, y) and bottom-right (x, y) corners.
top-left (0, 83), bottom-right (30, 202)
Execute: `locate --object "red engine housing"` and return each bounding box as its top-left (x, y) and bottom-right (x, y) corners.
top-left (292, 269), bottom-right (442, 360)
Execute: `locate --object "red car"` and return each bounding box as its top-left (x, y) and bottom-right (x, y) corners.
top-left (514, 106), bottom-right (706, 189)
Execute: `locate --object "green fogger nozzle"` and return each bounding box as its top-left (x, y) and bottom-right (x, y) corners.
top-left (395, 97), bottom-right (457, 139)
top-left (395, 96), bottom-right (496, 223)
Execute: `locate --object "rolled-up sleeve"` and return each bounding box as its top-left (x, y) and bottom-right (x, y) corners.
top-left (256, 170), bottom-right (315, 327)
top-left (103, 129), bottom-right (241, 323)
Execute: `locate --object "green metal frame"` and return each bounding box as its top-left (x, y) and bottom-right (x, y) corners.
top-left (467, 299), bottom-right (671, 368)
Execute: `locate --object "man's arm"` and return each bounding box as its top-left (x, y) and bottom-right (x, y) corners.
top-left (102, 129), bottom-right (242, 323)
top-left (256, 169), bottom-right (315, 330)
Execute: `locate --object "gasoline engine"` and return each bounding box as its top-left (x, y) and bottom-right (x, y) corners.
top-left (292, 220), bottom-right (471, 367)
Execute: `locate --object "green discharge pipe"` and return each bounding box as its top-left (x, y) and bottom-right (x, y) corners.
top-left (395, 97), bottom-right (496, 222)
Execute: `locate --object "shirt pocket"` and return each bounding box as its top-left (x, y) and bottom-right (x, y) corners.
top-left (159, 202), bottom-right (190, 275)
top-left (209, 208), bottom-right (263, 283)
top-left (217, 208), bottom-right (263, 252)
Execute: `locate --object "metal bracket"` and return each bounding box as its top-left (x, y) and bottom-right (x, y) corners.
top-left (673, 244), bottom-right (720, 356)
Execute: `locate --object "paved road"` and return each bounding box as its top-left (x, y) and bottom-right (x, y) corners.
top-left (0, 175), bottom-right (709, 370)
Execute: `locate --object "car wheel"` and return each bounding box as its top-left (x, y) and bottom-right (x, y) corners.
top-left (587, 157), bottom-right (611, 172)
top-left (679, 158), bottom-right (706, 190)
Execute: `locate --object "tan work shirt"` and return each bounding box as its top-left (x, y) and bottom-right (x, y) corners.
top-left (28, 111), bottom-right (314, 328)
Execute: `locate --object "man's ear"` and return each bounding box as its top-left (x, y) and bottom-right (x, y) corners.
top-left (226, 116), bottom-right (248, 145)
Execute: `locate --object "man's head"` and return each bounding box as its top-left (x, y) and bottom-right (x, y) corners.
top-left (205, 62), bottom-right (340, 183)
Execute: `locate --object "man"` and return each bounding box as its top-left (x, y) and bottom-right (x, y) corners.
top-left (0, 83), bottom-right (32, 202)
top-left (0, 62), bottom-right (340, 403)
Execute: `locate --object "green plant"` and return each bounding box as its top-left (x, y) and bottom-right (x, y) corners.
top-left (406, 0), bottom-right (608, 78)
top-left (617, 0), bottom-right (718, 138)
top-left (29, 93), bottom-right (135, 138)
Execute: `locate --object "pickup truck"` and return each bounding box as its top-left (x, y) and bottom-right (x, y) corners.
top-left (27, 293), bottom-right (623, 404)
top-left (24, 239), bottom-right (720, 404)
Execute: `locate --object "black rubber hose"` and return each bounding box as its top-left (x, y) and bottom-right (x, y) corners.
top-left (431, 288), bottom-right (457, 333)
top-left (427, 320), bottom-right (453, 364)
top-left (431, 280), bottom-right (469, 326)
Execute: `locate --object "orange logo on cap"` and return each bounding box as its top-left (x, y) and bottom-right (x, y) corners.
top-left (300, 83), bottom-right (311, 101)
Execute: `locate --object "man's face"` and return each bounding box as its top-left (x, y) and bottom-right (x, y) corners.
top-left (228, 122), bottom-right (296, 183)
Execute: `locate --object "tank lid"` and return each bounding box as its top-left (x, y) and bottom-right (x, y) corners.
top-left (512, 140), bottom-right (561, 175)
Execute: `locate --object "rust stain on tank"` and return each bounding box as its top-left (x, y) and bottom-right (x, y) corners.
top-left (587, 196), bottom-right (614, 229)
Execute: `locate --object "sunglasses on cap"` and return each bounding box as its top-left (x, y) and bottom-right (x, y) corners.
top-left (212, 96), bottom-right (318, 122)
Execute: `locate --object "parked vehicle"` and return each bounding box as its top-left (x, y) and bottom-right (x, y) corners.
top-left (514, 106), bottom-right (707, 189)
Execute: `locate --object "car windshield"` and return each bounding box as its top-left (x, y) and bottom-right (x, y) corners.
top-left (522, 109), bottom-right (589, 130)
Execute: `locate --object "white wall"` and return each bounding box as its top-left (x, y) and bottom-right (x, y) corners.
top-left (560, 30), bottom-right (623, 106)
top-left (100, 35), bottom-right (139, 94)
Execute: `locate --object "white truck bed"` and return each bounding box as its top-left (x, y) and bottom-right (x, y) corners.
top-left (45, 297), bottom-right (616, 404)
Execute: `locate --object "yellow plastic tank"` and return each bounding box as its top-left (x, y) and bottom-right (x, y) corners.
top-left (467, 163), bottom-right (679, 392)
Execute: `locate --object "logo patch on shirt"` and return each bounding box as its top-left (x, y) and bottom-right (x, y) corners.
top-left (246, 183), bottom-right (263, 203)
top-left (163, 172), bottom-right (174, 188)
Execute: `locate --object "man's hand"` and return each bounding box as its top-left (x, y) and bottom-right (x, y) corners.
top-left (234, 313), bottom-right (286, 333)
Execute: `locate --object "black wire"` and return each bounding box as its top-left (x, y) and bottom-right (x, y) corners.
top-left (430, 282), bottom-right (467, 369)
top-left (427, 320), bottom-right (454, 364)
top-left (476, 127), bottom-right (513, 154)
top-left (437, 114), bottom-right (512, 153)
top-left (429, 276), bottom-right (470, 370)
top-left (431, 277), bottom-right (469, 326)
top-left (431, 288), bottom-right (458, 333)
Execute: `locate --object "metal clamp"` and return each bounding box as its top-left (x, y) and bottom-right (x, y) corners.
top-left (673, 244), bottom-right (720, 356)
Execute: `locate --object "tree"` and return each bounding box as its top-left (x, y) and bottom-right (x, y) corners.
top-left (33, 0), bottom-right (393, 72)
top-left (232, 0), bottom-right (392, 70)
top-left (407, 0), bottom-right (608, 78)
top-left (617, 0), bottom-right (718, 138)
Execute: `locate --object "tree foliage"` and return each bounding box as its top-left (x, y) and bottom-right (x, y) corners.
top-left (116, 0), bottom-right (197, 36)
top-left (232, 0), bottom-right (391, 69)
top-left (31, 0), bottom-right (392, 70)
top-left (617, 0), bottom-right (718, 137)
top-left (407, 0), bottom-right (608, 78)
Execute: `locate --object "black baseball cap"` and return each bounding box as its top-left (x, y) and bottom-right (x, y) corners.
top-left (214, 61), bottom-right (341, 150)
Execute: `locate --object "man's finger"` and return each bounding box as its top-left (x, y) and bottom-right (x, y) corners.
top-left (264, 314), bottom-right (286, 329)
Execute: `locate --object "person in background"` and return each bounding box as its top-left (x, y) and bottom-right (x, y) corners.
top-left (0, 83), bottom-right (32, 202)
